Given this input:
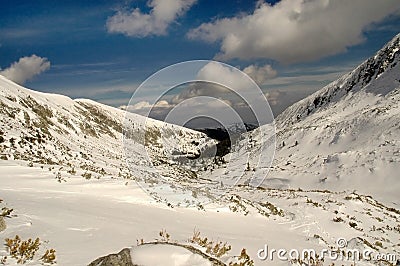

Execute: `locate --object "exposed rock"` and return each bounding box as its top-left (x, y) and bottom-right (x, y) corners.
top-left (88, 248), bottom-right (136, 266)
top-left (88, 243), bottom-right (226, 266)
top-left (0, 216), bottom-right (6, 232)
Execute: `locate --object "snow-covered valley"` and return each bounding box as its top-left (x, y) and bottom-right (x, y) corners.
top-left (1, 160), bottom-right (399, 265)
top-left (0, 34), bottom-right (399, 265)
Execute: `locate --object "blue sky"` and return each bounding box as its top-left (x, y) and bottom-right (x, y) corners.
top-left (0, 0), bottom-right (399, 117)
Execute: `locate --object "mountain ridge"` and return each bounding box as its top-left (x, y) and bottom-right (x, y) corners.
top-left (276, 33), bottom-right (400, 129)
top-left (0, 74), bottom-right (215, 201)
top-left (257, 33), bottom-right (400, 203)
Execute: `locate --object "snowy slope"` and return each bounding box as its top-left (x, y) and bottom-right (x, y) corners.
top-left (0, 75), bottom-right (216, 198)
top-left (1, 161), bottom-right (399, 265)
top-left (253, 34), bottom-right (400, 204)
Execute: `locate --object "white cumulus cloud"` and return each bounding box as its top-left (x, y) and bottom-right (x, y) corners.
top-left (0, 55), bottom-right (50, 84)
top-left (172, 62), bottom-right (277, 104)
top-left (196, 61), bottom-right (254, 90)
top-left (243, 64), bottom-right (277, 85)
top-left (107, 0), bottom-right (197, 37)
top-left (188, 0), bottom-right (400, 63)
top-left (130, 100), bottom-right (172, 110)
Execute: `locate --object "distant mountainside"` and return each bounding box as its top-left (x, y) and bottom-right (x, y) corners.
top-left (248, 33), bottom-right (400, 203)
top-left (0, 75), bottom-right (217, 204)
top-left (0, 77), bottom-right (122, 172)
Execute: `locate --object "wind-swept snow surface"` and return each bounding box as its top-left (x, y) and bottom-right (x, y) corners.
top-left (1, 161), bottom-right (399, 265)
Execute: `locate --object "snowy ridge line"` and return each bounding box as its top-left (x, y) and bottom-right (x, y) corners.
top-left (276, 33), bottom-right (400, 129)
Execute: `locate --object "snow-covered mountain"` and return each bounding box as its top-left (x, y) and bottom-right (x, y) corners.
top-left (251, 33), bottom-right (400, 204)
top-left (0, 34), bottom-right (399, 266)
top-left (0, 75), bottom-right (216, 198)
top-left (277, 33), bottom-right (400, 128)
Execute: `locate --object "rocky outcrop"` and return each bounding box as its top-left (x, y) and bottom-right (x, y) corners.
top-left (88, 248), bottom-right (136, 266)
top-left (88, 242), bottom-right (227, 266)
